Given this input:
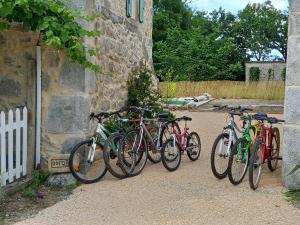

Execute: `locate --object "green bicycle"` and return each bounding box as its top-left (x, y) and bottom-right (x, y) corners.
top-left (228, 114), bottom-right (260, 185)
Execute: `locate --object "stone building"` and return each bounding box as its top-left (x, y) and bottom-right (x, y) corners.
top-left (0, 0), bottom-right (154, 176)
top-left (283, 0), bottom-right (300, 189)
top-left (245, 62), bottom-right (286, 82)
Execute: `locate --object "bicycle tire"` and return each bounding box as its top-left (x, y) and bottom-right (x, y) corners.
top-left (161, 138), bottom-right (181, 172)
top-left (118, 129), bottom-right (148, 177)
top-left (267, 127), bottom-right (280, 172)
top-left (249, 140), bottom-right (263, 190)
top-left (159, 121), bottom-right (181, 149)
top-left (228, 137), bottom-right (249, 185)
top-left (103, 133), bottom-right (128, 179)
top-left (69, 140), bottom-right (107, 184)
top-left (187, 132), bottom-right (201, 161)
top-left (210, 133), bottom-right (231, 179)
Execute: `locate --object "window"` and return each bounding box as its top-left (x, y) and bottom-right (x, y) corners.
top-left (126, 0), bottom-right (145, 23)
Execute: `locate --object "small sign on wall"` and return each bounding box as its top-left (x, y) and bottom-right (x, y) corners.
top-left (48, 154), bottom-right (70, 173)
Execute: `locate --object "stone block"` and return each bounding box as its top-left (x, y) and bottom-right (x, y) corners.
top-left (46, 96), bottom-right (90, 133)
top-left (47, 51), bottom-right (60, 68)
top-left (0, 34), bottom-right (6, 45)
top-left (283, 125), bottom-right (300, 189)
top-left (46, 173), bottom-right (76, 188)
top-left (60, 59), bottom-right (86, 92)
top-left (42, 73), bottom-right (51, 91)
top-left (100, 100), bottom-right (110, 111)
top-left (85, 69), bottom-right (97, 93)
top-left (287, 37), bottom-right (300, 85)
top-left (62, 136), bottom-right (86, 154)
top-left (0, 79), bottom-right (21, 96)
top-left (284, 86), bottom-right (300, 125)
top-left (48, 154), bottom-right (71, 173)
top-left (289, 0), bottom-right (300, 12)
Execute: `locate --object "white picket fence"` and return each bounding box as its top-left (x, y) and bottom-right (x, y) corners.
top-left (0, 107), bottom-right (28, 186)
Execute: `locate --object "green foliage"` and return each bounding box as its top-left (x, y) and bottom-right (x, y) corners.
top-left (127, 64), bottom-right (161, 110)
top-left (268, 68), bottom-right (274, 80)
top-left (153, 1), bottom-right (288, 81)
top-left (22, 170), bottom-right (49, 198)
top-left (285, 189), bottom-right (300, 201)
top-left (281, 67), bottom-right (286, 81)
top-left (249, 67), bottom-right (260, 81)
top-left (0, 0), bottom-right (100, 72)
top-left (236, 1), bottom-right (288, 61)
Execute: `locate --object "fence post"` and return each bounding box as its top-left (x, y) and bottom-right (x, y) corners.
top-left (8, 110), bottom-right (13, 183)
top-left (0, 111), bottom-right (6, 185)
top-left (23, 107), bottom-right (28, 176)
top-left (15, 108), bottom-right (21, 179)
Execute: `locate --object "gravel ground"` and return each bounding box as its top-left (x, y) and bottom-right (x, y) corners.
top-left (16, 112), bottom-right (300, 225)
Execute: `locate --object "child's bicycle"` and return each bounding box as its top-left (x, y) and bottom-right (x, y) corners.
top-left (227, 113), bottom-right (260, 185)
top-left (248, 113), bottom-right (284, 190)
top-left (161, 116), bottom-right (201, 172)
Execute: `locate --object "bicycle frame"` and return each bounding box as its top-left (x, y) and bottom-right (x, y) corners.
top-left (237, 117), bottom-right (260, 161)
top-left (221, 115), bottom-right (243, 155)
top-left (170, 122), bottom-right (190, 152)
top-left (255, 122), bottom-right (273, 163)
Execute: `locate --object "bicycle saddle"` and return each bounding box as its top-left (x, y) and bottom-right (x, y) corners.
top-left (177, 116), bottom-right (192, 121)
top-left (158, 112), bottom-right (170, 119)
top-left (253, 112), bottom-right (268, 120)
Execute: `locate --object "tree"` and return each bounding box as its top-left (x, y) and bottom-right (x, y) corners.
top-left (236, 1), bottom-right (288, 61)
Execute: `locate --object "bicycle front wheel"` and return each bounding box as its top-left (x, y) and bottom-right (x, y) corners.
top-left (228, 137), bottom-right (250, 185)
top-left (118, 129), bottom-right (148, 177)
top-left (69, 140), bottom-right (107, 184)
top-left (249, 140), bottom-right (263, 190)
top-left (103, 133), bottom-right (127, 179)
top-left (210, 133), bottom-right (231, 179)
top-left (187, 132), bottom-right (201, 161)
top-left (161, 138), bottom-right (181, 172)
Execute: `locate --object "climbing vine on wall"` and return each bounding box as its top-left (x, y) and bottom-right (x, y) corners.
top-left (0, 0), bottom-right (100, 72)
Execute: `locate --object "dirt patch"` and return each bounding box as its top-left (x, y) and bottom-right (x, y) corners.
top-left (0, 185), bottom-right (77, 225)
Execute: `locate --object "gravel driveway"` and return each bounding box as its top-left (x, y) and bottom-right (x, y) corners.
top-left (16, 112), bottom-right (300, 225)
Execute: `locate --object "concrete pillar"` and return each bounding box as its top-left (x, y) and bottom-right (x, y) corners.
top-left (283, 0), bottom-right (300, 189)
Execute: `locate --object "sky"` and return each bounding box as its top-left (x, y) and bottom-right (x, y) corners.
top-left (189, 0), bottom-right (288, 13)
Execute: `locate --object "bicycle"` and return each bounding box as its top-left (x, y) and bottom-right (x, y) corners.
top-left (210, 105), bottom-right (252, 179)
top-left (161, 116), bottom-right (201, 172)
top-left (248, 113), bottom-right (284, 190)
top-left (227, 113), bottom-right (260, 185)
top-left (118, 106), bottom-right (181, 177)
top-left (69, 108), bottom-right (130, 183)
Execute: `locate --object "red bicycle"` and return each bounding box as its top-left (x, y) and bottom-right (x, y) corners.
top-left (161, 116), bottom-right (201, 171)
top-left (248, 112), bottom-right (284, 190)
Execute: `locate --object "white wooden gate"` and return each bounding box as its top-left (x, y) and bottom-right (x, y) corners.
top-left (0, 107), bottom-right (28, 186)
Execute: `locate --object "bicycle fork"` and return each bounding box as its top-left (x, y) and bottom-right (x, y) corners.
top-left (87, 137), bottom-right (97, 163)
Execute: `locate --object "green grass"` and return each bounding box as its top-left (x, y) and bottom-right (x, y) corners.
top-left (284, 190), bottom-right (300, 201)
top-left (160, 81), bottom-right (285, 100)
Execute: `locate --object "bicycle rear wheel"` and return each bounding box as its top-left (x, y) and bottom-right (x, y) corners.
top-left (103, 133), bottom-right (127, 179)
top-left (118, 129), bottom-right (148, 177)
top-left (228, 137), bottom-right (250, 185)
top-left (210, 133), bottom-right (231, 179)
top-left (69, 140), bottom-right (107, 184)
top-left (161, 138), bottom-right (181, 172)
top-left (268, 127), bottom-right (280, 172)
top-left (249, 140), bottom-right (263, 190)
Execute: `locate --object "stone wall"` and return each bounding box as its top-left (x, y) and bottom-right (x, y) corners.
top-left (0, 26), bottom-right (39, 174)
top-left (283, 0), bottom-right (300, 189)
top-left (0, 0), bottom-right (154, 173)
top-left (40, 0), bottom-right (154, 171)
top-left (245, 62), bottom-right (286, 81)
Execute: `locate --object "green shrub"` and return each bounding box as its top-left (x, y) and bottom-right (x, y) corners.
top-left (268, 68), bottom-right (274, 80)
top-left (22, 170), bottom-right (49, 198)
top-left (127, 63), bottom-right (161, 115)
top-left (249, 67), bottom-right (260, 81)
top-left (281, 67), bottom-right (286, 81)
